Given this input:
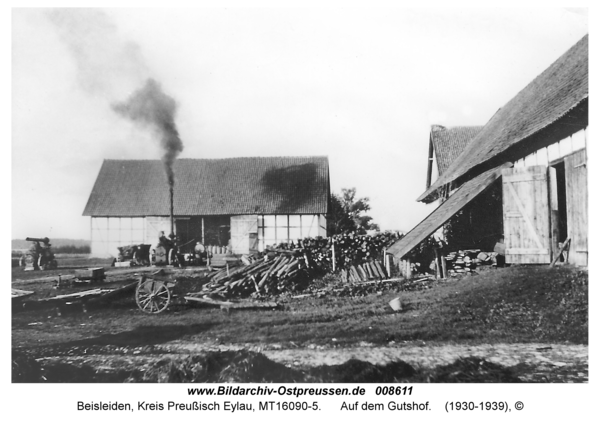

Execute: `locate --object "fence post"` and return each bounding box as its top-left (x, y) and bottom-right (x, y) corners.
top-left (331, 242), bottom-right (336, 272)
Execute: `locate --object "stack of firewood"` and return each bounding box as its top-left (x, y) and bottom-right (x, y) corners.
top-left (193, 232), bottom-right (402, 299)
top-left (444, 250), bottom-right (500, 275)
top-left (340, 260), bottom-right (388, 283)
top-left (195, 250), bottom-right (309, 298)
top-left (332, 231), bottom-right (400, 269)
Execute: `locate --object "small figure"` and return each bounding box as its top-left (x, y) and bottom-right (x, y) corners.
top-left (158, 231), bottom-right (172, 248)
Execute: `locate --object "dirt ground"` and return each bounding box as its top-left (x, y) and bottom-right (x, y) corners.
top-left (12, 263), bottom-right (589, 383)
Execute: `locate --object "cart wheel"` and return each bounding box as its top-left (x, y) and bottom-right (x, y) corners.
top-left (136, 279), bottom-right (171, 314)
top-left (37, 256), bottom-right (44, 270)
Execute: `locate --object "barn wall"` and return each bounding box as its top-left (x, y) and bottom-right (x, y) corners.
top-left (509, 129), bottom-right (587, 266)
top-left (90, 217), bottom-right (147, 257)
top-left (145, 217), bottom-right (171, 246)
top-left (514, 129), bottom-right (586, 168)
top-left (90, 213), bottom-right (331, 257)
top-left (257, 214), bottom-right (328, 251)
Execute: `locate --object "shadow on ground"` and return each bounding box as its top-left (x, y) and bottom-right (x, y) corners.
top-left (45, 322), bottom-right (215, 349)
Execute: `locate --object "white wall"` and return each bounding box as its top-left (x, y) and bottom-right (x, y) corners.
top-left (90, 217), bottom-right (146, 257)
top-left (91, 213), bottom-right (330, 256)
top-left (257, 214), bottom-right (328, 251)
top-left (513, 129), bottom-right (586, 168)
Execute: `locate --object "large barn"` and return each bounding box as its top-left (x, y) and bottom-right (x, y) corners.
top-left (83, 156), bottom-right (330, 257)
top-left (389, 34), bottom-right (588, 267)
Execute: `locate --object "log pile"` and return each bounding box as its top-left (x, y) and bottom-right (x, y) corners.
top-left (444, 250), bottom-right (501, 276)
top-left (332, 231), bottom-right (400, 269)
top-left (339, 260), bottom-right (388, 283)
top-left (191, 250), bottom-right (310, 299)
top-left (189, 232), bottom-right (402, 299)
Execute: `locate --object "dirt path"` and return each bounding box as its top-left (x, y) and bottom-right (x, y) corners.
top-left (166, 342), bottom-right (588, 378)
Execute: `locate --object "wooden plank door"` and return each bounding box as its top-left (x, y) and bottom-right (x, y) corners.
top-left (502, 166), bottom-right (551, 264)
top-left (565, 149), bottom-right (588, 266)
top-left (230, 215), bottom-right (258, 254)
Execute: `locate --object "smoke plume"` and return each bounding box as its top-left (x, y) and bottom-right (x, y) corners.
top-left (46, 8), bottom-right (149, 98)
top-left (112, 79), bottom-right (184, 186)
top-left (47, 9), bottom-right (184, 187)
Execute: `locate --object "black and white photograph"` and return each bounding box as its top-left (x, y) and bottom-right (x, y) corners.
top-left (9, 4), bottom-right (592, 417)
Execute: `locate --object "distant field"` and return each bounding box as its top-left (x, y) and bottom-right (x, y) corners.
top-left (12, 254), bottom-right (115, 276)
top-left (12, 238), bottom-right (90, 250)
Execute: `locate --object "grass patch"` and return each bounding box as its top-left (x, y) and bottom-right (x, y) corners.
top-left (12, 265), bottom-right (588, 352)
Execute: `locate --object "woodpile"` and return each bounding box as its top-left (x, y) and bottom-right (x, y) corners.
top-left (191, 250), bottom-right (310, 299)
top-left (331, 231), bottom-right (400, 270)
top-left (443, 250), bottom-right (501, 276)
top-left (190, 232), bottom-right (402, 299)
top-left (339, 260), bottom-right (388, 283)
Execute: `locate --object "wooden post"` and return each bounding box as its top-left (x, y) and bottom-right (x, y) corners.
top-left (385, 254), bottom-right (392, 278)
top-left (331, 243), bottom-right (336, 272)
top-left (434, 248), bottom-right (441, 279)
top-left (201, 217), bottom-right (205, 244)
top-left (440, 251), bottom-right (447, 279)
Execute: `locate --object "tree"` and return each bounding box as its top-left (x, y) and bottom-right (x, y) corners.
top-left (328, 188), bottom-right (379, 235)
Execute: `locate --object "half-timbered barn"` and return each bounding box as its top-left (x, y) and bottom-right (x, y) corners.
top-left (83, 156), bottom-right (330, 257)
top-left (389, 34), bottom-right (588, 267)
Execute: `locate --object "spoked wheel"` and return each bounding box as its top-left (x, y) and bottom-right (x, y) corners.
top-left (136, 279), bottom-right (171, 314)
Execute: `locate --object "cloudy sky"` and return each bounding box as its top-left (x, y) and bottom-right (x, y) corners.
top-left (11, 7), bottom-right (588, 240)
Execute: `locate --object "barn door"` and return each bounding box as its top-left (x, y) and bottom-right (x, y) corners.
top-left (502, 166), bottom-right (552, 264)
top-left (565, 149), bottom-right (588, 266)
top-left (175, 219), bottom-right (191, 252)
top-left (230, 216), bottom-right (258, 254)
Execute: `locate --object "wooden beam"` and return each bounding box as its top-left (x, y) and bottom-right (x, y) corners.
top-left (440, 250), bottom-right (447, 279)
top-left (426, 134), bottom-right (434, 189)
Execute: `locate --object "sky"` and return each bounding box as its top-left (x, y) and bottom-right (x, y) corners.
top-left (11, 7), bottom-right (588, 240)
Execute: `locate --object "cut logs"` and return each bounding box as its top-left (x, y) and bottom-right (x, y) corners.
top-left (443, 249), bottom-right (502, 276)
top-left (189, 250), bottom-right (311, 299)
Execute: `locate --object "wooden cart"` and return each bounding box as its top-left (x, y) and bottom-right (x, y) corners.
top-left (135, 275), bottom-right (177, 314)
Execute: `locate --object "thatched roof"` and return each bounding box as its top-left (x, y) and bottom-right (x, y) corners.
top-left (431, 125), bottom-right (483, 176)
top-left (83, 157), bottom-right (330, 216)
top-left (419, 34), bottom-right (588, 203)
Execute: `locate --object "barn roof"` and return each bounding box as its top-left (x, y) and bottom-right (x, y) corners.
top-left (83, 157), bottom-right (330, 217)
top-left (430, 125), bottom-right (483, 176)
top-left (419, 34), bottom-right (588, 203)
